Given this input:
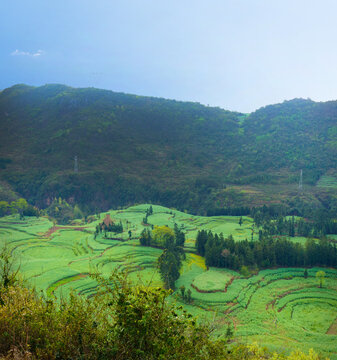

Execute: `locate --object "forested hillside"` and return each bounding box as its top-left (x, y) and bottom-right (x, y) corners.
top-left (0, 84), bottom-right (336, 214)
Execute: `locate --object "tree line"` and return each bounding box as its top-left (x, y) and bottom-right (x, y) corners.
top-left (196, 230), bottom-right (337, 271)
top-left (252, 205), bottom-right (337, 238)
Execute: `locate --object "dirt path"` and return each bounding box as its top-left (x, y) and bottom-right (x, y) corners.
top-left (190, 276), bottom-right (236, 294)
top-left (327, 316), bottom-right (337, 335)
top-left (42, 225), bottom-right (89, 239)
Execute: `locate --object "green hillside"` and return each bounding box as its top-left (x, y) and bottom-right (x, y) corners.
top-left (0, 84), bottom-right (336, 214)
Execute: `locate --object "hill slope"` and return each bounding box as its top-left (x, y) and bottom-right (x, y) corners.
top-left (0, 84), bottom-right (336, 214)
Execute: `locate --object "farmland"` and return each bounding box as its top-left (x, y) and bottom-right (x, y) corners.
top-left (0, 204), bottom-right (336, 359)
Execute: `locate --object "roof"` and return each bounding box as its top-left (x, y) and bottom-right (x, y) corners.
top-left (102, 214), bottom-right (114, 227)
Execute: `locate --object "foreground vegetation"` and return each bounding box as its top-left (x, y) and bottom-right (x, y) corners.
top-left (0, 249), bottom-right (331, 360)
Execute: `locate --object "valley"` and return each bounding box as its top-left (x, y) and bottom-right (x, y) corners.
top-left (1, 204), bottom-right (336, 359)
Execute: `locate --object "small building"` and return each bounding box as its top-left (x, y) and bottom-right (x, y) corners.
top-left (100, 214), bottom-right (114, 230)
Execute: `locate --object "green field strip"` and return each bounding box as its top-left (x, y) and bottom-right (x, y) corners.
top-left (0, 225), bottom-right (42, 237)
top-left (192, 269), bottom-right (233, 292)
top-left (46, 273), bottom-right (90, 297)
top-left (276, 289), bottom-right (337, 311)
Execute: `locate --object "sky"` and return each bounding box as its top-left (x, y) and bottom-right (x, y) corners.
top-left (1, 0), bottom-right (337, 113)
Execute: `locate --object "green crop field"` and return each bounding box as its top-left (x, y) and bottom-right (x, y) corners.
top-left (317, 175), bottom-right (337, 188)
top-left (0, 205), bottom-right (336, 359)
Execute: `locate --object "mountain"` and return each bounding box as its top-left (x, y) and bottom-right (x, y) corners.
top-left (0, 84), bottom-right (336, 215)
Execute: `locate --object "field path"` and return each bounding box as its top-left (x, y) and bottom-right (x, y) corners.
top-left (327, 316), bottom-right (337, 335)
top-left (42, 225), bottom-right (90, 239)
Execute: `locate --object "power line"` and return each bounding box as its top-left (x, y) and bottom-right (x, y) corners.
top-left (299, 169), bottom-right (303, 191)
top-left (74, 155), bottom-right (78, 173)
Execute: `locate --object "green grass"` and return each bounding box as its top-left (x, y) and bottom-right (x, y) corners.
top-left (192, 269), bottom-right (234, 292)
top-left (317, 175), bottom-right (337, 188)
top-left (0, 207), bottom-right (337, 359)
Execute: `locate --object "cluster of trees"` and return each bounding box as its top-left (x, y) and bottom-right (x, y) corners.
top-left (45, 197), bottom-right (83, 224)
top-left (143, 206), bottom-right (153, 225)
top-left (0, 198), bottom-right (39, 218)
top-left (140, 223), bottom-right (185, 248)
top-left (104, 221), bottom-right (123, 234)
top-left (95, 221), bottom-right (123, 238)
top-left (196, 230), bottom-right (337, 270)
top-left (179, 285), bottom-right (192, 304)
top-left (258, 216), bottom-right (337, 239)
top-left (252, 205), bottom-right (337, 238)
top-left (206, 206), bottom-right (251, 216)
top-left (140, 224), bottom-right (186, 289)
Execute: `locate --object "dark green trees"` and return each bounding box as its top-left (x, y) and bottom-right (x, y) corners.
top-left (139, 224), bottom-right (186, 289)
top-left (139, 229), bottom-right (152, 246)
top-left (157, 227), bottom-right (185, 289)
top-left (158, 249), bottom-right (183, 289)
top-left (196, 230), bottom-right (337, 271)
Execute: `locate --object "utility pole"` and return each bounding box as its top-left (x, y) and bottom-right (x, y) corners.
top-left (74, 155), bottom-right (78, 173)
top-left (299, 169), bottom-right (303, 191)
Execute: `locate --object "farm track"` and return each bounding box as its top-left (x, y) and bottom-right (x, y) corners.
top-left (42, 225), bottom-right (90, 239)
top-left (327, 316), bottom-right (337, 335)
top-left (191, 276), bottom-right (237, 294)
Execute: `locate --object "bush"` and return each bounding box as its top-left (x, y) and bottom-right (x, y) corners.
top-left (0, 270), bottom-right (228, 360)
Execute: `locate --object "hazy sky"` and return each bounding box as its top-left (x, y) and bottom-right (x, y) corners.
top-left (1, 0), bottom-right (337, 112)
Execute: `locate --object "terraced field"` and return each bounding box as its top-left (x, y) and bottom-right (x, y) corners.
top-left (0, 204), bottom-right (336, 359)
top-left (317, 174), bottom-right (337, 188)
top-left (175, 262), bottom-right (337, 359)
top-left (0, 205), bottom-right (255, 296)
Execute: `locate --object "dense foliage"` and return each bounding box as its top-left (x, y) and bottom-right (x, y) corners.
top-left (0, 198), bottom-right (39, 218)
top-left (45, 197), bottom-right (83, 224)
top-left (251, 205), bottom-right (337, 236)
top-left (0, 85), bottom-right (336, 215)
top-left (196, 230), bottom-right (337, 270)
top-left (140, 224), bottom-right (186, 289)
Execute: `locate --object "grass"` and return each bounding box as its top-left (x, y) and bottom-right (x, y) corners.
top-left (192, 269), bottom-right (234, 292)
top-left (317, 175), bottom-right (337, 188)
top-left (0, 206), bottom-right (336, 359)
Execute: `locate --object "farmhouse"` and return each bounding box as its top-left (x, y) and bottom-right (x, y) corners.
top-left (100, 214), bottom-right (114, 230)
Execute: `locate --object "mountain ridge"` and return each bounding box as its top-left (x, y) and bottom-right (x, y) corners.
top-left (0, 84), bottom-right (336, 215)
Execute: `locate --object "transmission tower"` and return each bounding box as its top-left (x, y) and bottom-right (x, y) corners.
top-left (299, 169), bottom-right (303, 191)
top-left (74, 155), bottom-right (78, 173)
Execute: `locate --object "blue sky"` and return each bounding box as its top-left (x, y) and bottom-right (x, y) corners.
top-left (1, 0), bottom-right (337, 112)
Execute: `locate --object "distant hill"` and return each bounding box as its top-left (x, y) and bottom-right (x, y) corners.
top-left (0, 84), bottom-right (336, 214)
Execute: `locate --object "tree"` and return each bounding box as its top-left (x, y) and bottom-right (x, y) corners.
top-left (174, 223), bottom-right (185, 247)
top-left (304, 269), bottom-right (308, 279)
top-left (10, 198), bottom-right (28, 216)
top-left (185, 289), bottom-right (192, 304)
top-left (0, 244), bottom-right (20, 300)
top-left (180, 285), bottom-right (185, 299)
top-left (316, 270), bottom-right (325, 288)
top-left (240, 265), bottom-right (250, 277)
top-left (195, 230), bottom-right (208, 256)
top-left (152, 226), bottom-right (175, 247)
top-left (139, 229), bottom-right (152, 246)
top-left (0, 201), bottom-right (9, 217)
top-left (158, 249), bottom-right (182, 289)
top-left (239, 216), bottom-right (243, 227)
